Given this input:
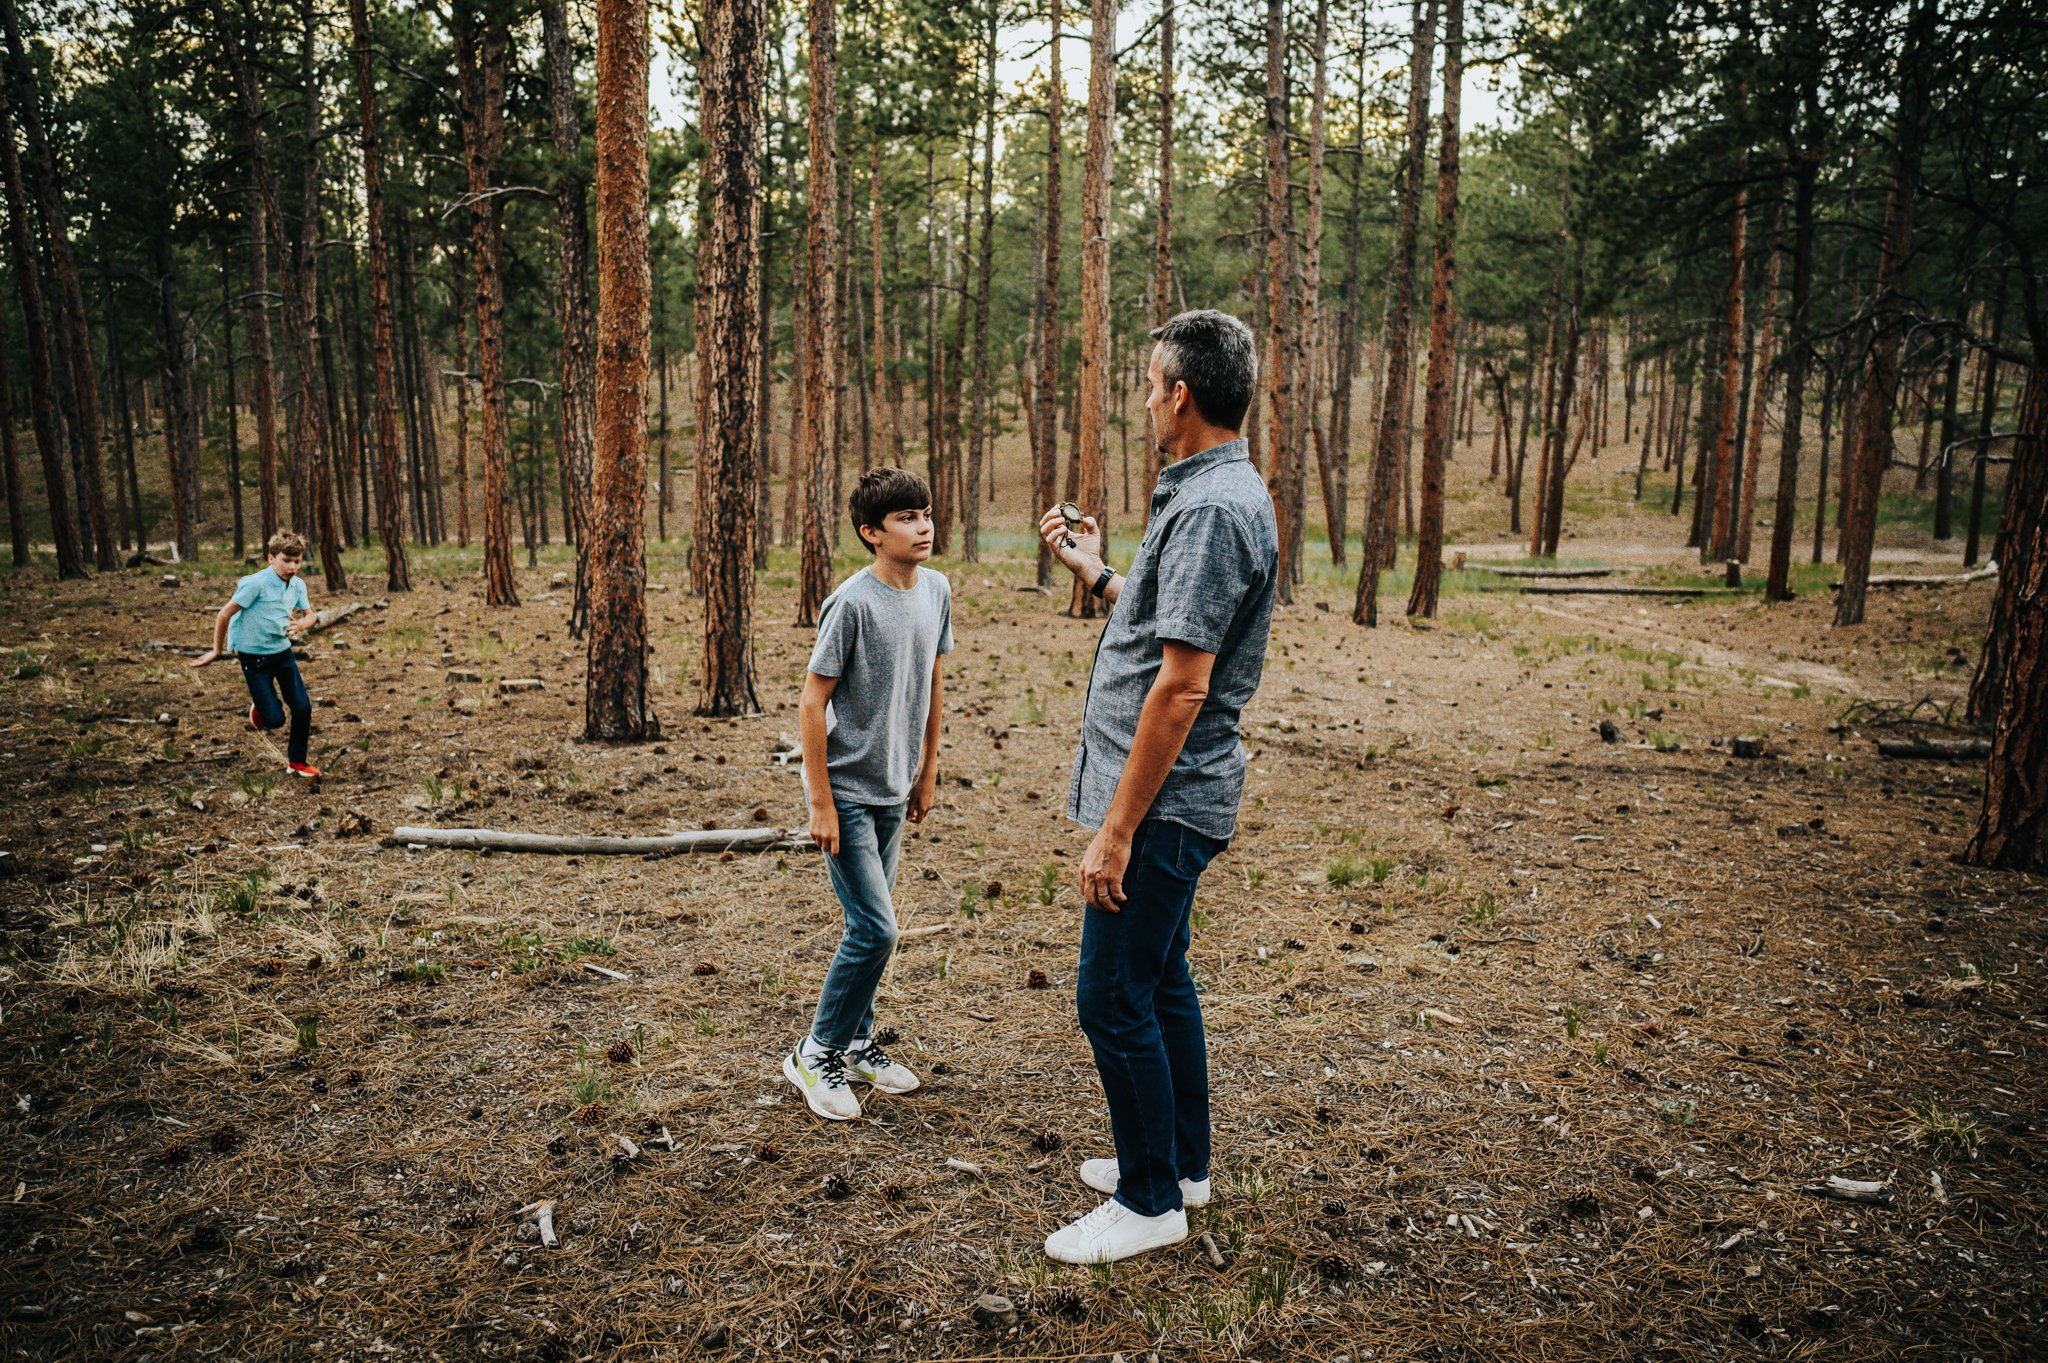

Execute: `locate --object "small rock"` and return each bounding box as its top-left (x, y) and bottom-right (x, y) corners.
top-left (1598, 719), bottom-right (1621, 744)
top-left (971, 1294), bottom-right (1018, 1330)
top-left (159, 573), bottom-right (180, 588)
top-left (156, 712), bottom-right (177, 726)
top-left (1730, 736), bottom-right (1764, 759)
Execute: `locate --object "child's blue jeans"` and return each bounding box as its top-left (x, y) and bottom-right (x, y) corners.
top-left (1076, 817), bottom-right (1227, 1216)
top-left (240, 648), bottom-right (311, 765)
top-left (809, 800), bottom-right (906, 1051)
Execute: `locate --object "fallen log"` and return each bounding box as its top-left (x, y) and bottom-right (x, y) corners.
top-left (1876, 737), bottom-right (1991, 760)
top-left (298, 601), bottom-right (367, 637)
top-left (385, 825), bottom-right (813, 854)
top-left (1828, 564), bottom-right (1997, 591)
top-left (1481, 583), bottom-right (1739, 597)
top-left (1466, 564), bottom-right (1616, 579)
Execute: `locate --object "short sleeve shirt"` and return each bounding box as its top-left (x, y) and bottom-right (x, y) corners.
top-left (1067, 437), bottom-right (1278, 842)
top-left (806, 566), bottom-right (955, 807)
top-left (228, 567), bottom-right (310, 655)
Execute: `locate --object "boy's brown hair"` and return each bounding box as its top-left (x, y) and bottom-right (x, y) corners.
top-left (849, 467), bottom-right (931, 553)
top-left (266, 529), bottom-right (307, 559)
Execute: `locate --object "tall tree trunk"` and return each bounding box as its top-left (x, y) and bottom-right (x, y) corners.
top-left (698, 0), bottom-right (765, 713)
top-left (1736, 196), bottom-right (1782, 565)
top-left (1352, 0), bottom-right (1433, 626)
top-left (1964, 296), bottom-right (2005, 567)
top-left (1260, 0), bottom-right (1296, 600)
top-left (1147, 0), bottom-right (1173, 517)
top-left (1932, 343), bottom-right (1961, 541)
top-left (2, 0), bottom-right (112, 568)
top-left (1835, 0), bottom-right (1934, 627)
top-left (246, 165), bottom-right (281, 546)
top-left (963, 0), bottom-right (998, 561)
top-left (1406, 0), bottom-right (1459, 619)
top-left (1035, 10), bottom-right (1063, 588)
top-left (349, 0), bottom-right (412, 590)
top-left (153, 219), bottom-right (201, 563)
top-left (1069, 0), bottom-right (1116, 619)
top-left (0, 299), bottom-right (24, 565)
top-left (1963, 364), bottom-right (2047, 870)
top-left (457, 6), bottom-right (518, 606)
top-left (0, 81), bottom-right (78, 576)
top-left (543, 0), bottom-right (597, 633)
top-left (1540, 240), bottom-right (1583, 558)
top-left (1296, 0), bottom-right (1329, 580)
top-left (1766, 143), bottom-right (1818, 602)
top-left (869, 136), bottom-right (887, 472)
top-left (587, 0), bottom-right (659, 738)
top-left (219, 243), bottom-right (244, 559)
top-left (755, 80), bottom-right (777, 569)
top-left (452, 255), bottom-right (473, 546)
top-left (1707, 160), bottom-right (1748, 564)
top-left (796, 0), bottom-right (841, 626)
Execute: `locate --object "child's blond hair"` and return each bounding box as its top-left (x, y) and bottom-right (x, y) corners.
top-left (266, 529), bottom-right (307, 558)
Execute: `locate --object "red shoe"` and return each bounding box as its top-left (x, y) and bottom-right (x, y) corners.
top-left (250, 704), bottom-right (264, 730)
top-left (288, 761), bottom-right (322, 779)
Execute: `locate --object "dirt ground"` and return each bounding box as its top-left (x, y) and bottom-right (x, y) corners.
top-left (1, 444), bottom-right (2043, 1362)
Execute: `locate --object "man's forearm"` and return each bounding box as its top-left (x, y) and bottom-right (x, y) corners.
top-left (1100, 684), bottom-right (1204, 838)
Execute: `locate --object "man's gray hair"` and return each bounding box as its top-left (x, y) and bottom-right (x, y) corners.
top-left (1149, 309), bottom-right (1257, 432)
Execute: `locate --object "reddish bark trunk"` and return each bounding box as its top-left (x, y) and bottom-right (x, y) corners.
top-left (796, 0), bottom-right (841, 626)
top-left (349, 0), bottom-right (411, 590)
top-left (457, 8), bottom-right (518, 606)
top-left (1069, 0), bottom-right (1116, 619)
top-left (1406, 0), bottom-right (1460, 618)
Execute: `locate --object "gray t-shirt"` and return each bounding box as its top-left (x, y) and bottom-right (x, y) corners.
top-left (1067, 437), bottom-right (1278, 841)
top-left (806, 565), bottom-right (954, 807)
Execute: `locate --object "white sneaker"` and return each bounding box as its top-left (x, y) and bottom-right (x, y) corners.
top-left (846, 1037), bottom-right (921, 1094)
top-left (1044, 1196), bottom-right (1189, 1264)
top-left (783, 1040), bottom-right (862, 1121)
top-left (1078, 1157), bottom-right (1210, 1208)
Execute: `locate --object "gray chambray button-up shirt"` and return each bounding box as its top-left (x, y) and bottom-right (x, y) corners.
top-left (1067, 436), bottom-right (1279, 842)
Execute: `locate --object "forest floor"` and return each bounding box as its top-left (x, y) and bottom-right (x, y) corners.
top-left (1, 461), bottom-right (2043, 1362)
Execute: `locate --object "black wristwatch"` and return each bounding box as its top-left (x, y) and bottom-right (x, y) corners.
top-left (1090, 565), bottom-right (1116, 598)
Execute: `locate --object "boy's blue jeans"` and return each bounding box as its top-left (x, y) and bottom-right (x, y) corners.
top-left (1076, 817), bottom-right (1227, 1217)
top-left (809, 800), bottom-right (906, 1051)
top-left (240, 649), bottom-right (311, 765)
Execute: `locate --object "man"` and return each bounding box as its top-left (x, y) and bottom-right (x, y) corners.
top-left (1037, 309), bottom-right (1278, 1264)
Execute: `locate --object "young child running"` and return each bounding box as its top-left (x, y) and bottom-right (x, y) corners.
top-left (785, 467), bottom-right (951, 1121)
top-left (190, 529), bottom-right (321, 779)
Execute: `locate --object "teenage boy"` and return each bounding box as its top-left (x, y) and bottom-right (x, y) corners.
top-left (784, 467), bottom-right (953, 1122)
top-left (191, 529), bottom-right (321, 779)
top-left (1036, 309), bottom-right (1277, 1263)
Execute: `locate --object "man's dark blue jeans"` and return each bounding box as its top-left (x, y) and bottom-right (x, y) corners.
top-left (240, 648), bottom-right (311, 765)
top-left (1076, 816), bottom-right (1227, 1217)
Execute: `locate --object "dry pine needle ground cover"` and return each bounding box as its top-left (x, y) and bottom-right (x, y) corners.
top-left (1, 493), bottom-right (2044, 1361)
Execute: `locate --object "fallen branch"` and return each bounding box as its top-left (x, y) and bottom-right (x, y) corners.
top-left (298, 601), bottom-right (367, 638)
top-left (515, 1199), bottom-right (558, 1248)
top-left (1876, 738), bottom-right (1991, 760)
top-left (898, 924), bottom-right (953, 941)
top-left (1807, 1176), bottom-right (1892, 1206)
top-left (1828, 564), bottom-right (1997, 590)
top-left (385, 825), bottom-right (813, 854)
top-left (1467, 564), bottom-right (1616, 579)
top-left (1485, 584), bottom-right (1739, 597)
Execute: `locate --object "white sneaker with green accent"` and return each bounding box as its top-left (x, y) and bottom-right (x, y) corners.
top-left (783, 1040), bottom-right (861, 1121)
top-left (1044, 1196), bottom-right (1189, 1264)
top-left (846, 1037), bottom-right (920, 1094)
top-left (1078, 1157), bottom-right (1210, 1208)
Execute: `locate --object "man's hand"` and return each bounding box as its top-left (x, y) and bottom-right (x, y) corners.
top-left (188, 649), bottom-right (219, 669)
top-left (1038, 505), bottom-right (1105, 583)
top-left (907, 767), bottom-right (938, 824)
top-left (1078, 826), bottom-right (1132, 912)
top-left (808, 802), bottom-right (841, 857)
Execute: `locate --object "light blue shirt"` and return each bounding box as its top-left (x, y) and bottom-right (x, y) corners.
top-left (228, 567), bottom-right (310, 655)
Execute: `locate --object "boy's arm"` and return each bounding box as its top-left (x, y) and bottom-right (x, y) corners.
top-left (190, 602), bottom-right (243, 668)
top-left (798, 670), bottom-right (841, 855)
top-left (907, 657), bottom-right (943, 823)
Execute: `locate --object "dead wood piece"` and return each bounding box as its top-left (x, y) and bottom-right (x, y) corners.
top-left (898, 923), bottom-right (952, 941)
top-left (1418, 1007), bottom-right (1465, 1027)
top-left (615, 1135), bottom-right (642, 1161)
top-left (299, 601), bottom-right (366, 638)
top-left (1829, 564), bottom-right (1998, 590)
top-left (581, 962), bottom-right (630, 982)
top-left (515, 1199), bottom-right (559, 1248)
top-left (497, 678), bottom-right (545, 693)
top-left (384, 825), bottom-right (812, 854)
top-left (1876, 738), bottom-right (1991, 760)
top-left (944, 1157), bottom-right (984, 1177)
top-left (1809, 1176), bottom-right (1891, 1205)
top-left (1198, 1231), bottom-right (1227, 1269)
top-left (1492, 584), bottom-right (1739, 597)
top-left (1466, 564), bottom-right (1616, 579)
top-left (446, 669), bottom-right (483, 684)
top-left (144, 640), bottom-right (210, 657)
